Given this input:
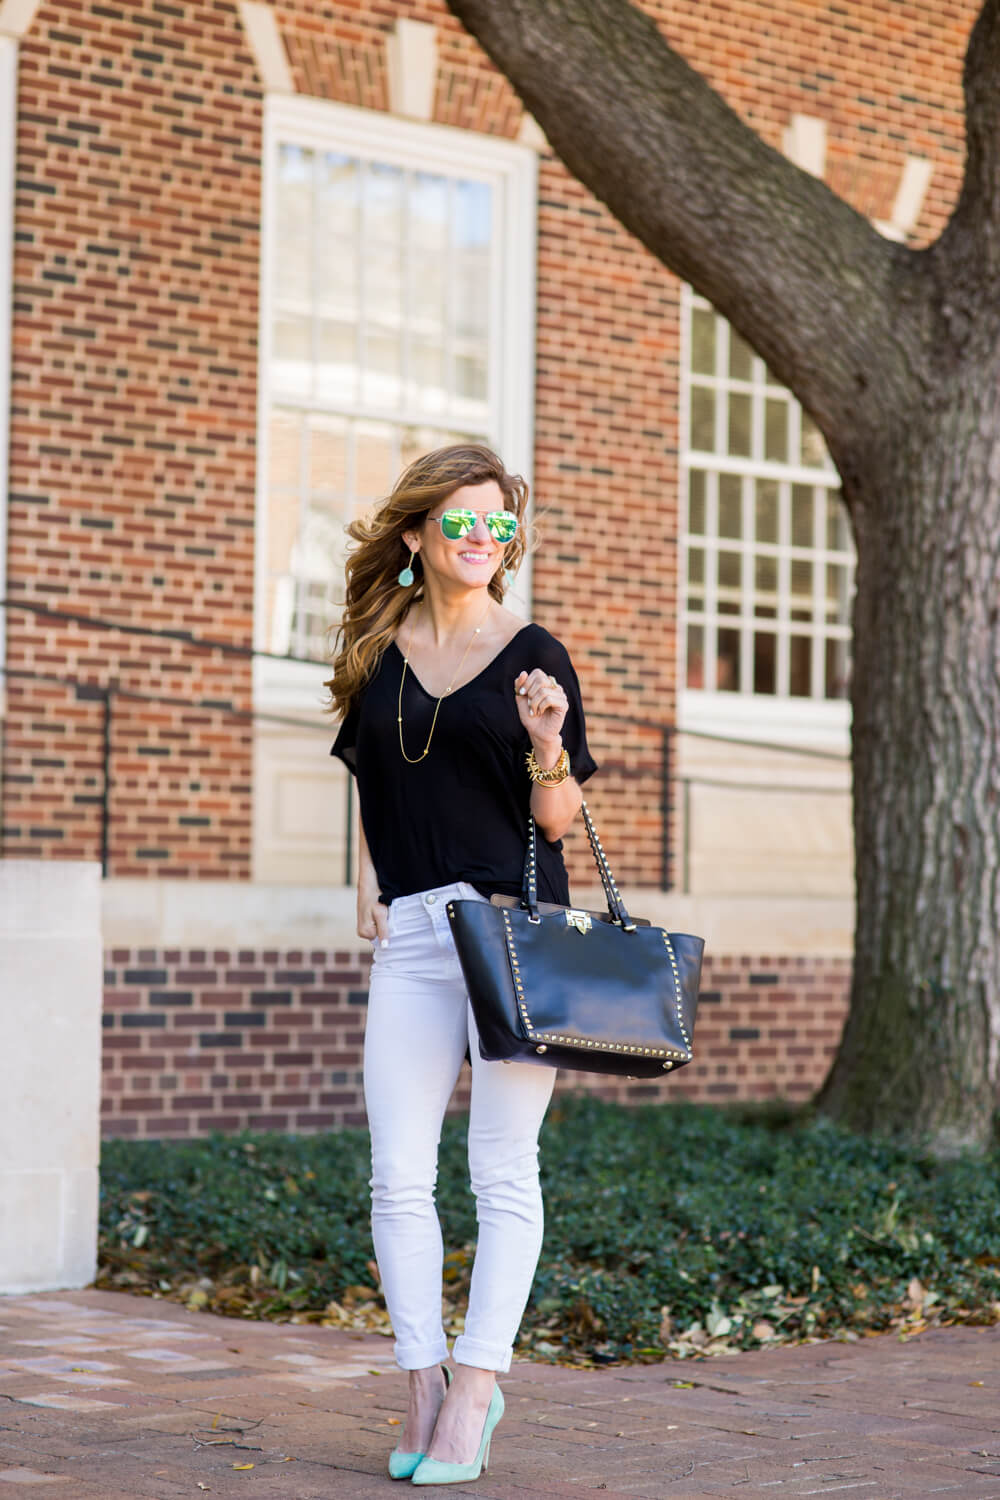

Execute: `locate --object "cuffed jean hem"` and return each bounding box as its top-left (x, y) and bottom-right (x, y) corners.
top-left (394, 1336), bottom-right (451, 1372)
top-left (452, 1335), bottom-right (513, 1373)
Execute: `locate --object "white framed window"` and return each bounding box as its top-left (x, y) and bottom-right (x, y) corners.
top-left (679, 290), bottom-right (854, 748)
top-left (255, 96), bottom-right (537, 705)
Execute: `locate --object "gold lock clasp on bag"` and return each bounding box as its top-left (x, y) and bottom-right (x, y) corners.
top-left (565, 909), bottom-right (592, 935)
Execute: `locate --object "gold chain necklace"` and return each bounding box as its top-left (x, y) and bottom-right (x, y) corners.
top-left (397, 601), bottom-right (493, 764)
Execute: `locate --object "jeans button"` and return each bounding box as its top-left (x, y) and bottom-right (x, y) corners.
top-left (425, 893), bottom-right (437, 906)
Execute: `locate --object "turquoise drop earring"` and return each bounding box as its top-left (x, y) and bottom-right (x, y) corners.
top-left (398, 548), bottom-right (416, 587)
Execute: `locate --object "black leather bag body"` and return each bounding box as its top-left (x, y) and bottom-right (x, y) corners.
top-left (446, 805), bottom-right (704, 1078)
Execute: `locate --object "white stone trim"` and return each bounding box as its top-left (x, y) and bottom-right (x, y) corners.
top-left (875, 157), bottom-right (933, 242)
top-left (1, 862), bottom-right (102, 1293)
top-left (385, 18), bottom-right (437, 121)
top-left (892, 156), bottom-right (933, 231)
top-left (101, 876), bottom-right (853, 955)
top-left (517, 113), bottom-right (548, 152)
top-left (238, 0), bottom-right (295, 95)
top-left (0, 0), bottom-right (42, 39)
top-left (680, 687), bottom-right (850, 754)
top-left (782, 113), bottom-right (826, 178)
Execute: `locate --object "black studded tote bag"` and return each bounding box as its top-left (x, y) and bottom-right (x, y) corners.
top-left (446, 804), bottom-right (704, 1078)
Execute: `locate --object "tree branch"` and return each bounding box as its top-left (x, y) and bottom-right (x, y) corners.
top-left (939, 0), bottom-right (1000, 275)
top-left (446, 0), bottom-right (930, 452)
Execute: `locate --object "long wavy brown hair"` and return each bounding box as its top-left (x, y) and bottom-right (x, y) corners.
top-left (325, 444), bottom-right (529, 718)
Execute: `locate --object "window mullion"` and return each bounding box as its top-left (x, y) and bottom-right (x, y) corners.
top-left (776, 480), bottom-right (791, 696)
top-left (705, 471), bottom-right (719, 693)
top-left (401, 168), bottom-right (412, 411)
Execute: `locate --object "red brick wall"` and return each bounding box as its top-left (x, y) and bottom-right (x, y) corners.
top-left (4, 0), bottom-right (977, 881)
top-left (101, 948), bottom-right (851, 1138)
top-left (5, 0), bottom-right (263, 874)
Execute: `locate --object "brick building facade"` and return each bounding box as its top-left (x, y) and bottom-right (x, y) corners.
top-left (0, 0), bottom-right (978, 1134)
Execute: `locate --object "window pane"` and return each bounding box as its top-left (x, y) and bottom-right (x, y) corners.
top-left (308, 416), bottom-right (349, 497)
top-left (717, 628), bottom-right (740, 691)
top-left (269, 411), bottom-right (301, 491)
top-left (454, 262), bottom-right (488, 340)
top-left (364, 161), bottom-right (403, 240)
top-left (718, 474), bottom-right (742, 539)
top-left (275, 145), bottom-right (312, 309)
top-left (791, 485), bottom-right (814, 547)
top-left (729, 330), bottom-right (754, 382)
top-left (690, 386), bottom-right (715, 450)
top-left (718, 550), bottom-right (741, 614)
top-left (273, 317), bottom-right (312, 396)
top-left (825, 638), bottom-right (850, 700)
top-left (691, 307), bottom-right (716, 375)
top-left (764, 398), bottom-right (788, 463)
top-left (789, 636), bottom-right (812, 697)
top-left (355, 422), bottom-right (396, 502)
top-left (686, 623), bottom-right (705, 688)
top-left (316, 235), bottom-right (358, 320)
top-left (687, 547), bottom-right (705, 587)
top-left (753, 633), bottom-right (776, 694)
top-left (454, 179), bottom-right (492, 250)
top-left (826, 563), bottom-right (851, 625)
top-left (754, 554), bottom-right (777, 616)
top-left (366, 242), bottom-right (402, 319)
top-left (411, 338), bottom-right (447, 411)
top-left (316, 319), bottom-right (357, 403)
top-left (755, 479), bottom-right (779, 544)
top-left (688, 469), bottom-right (706, 533)
top-left (317, 151), bottom-right (358, 226)
top-left (791, 558), bottom-right (813, 620)
top-left (800, 409), bottom-right (827, 468)
top-left (362, 327), bottom-right (401, 408)
top-left (454, 352), bottom-right (489, 417)
top-left (727, 392), bottom-right (752, 457)
top-left (826, 494), bottom-right (850, 552)
top-left (410, 171), bottom-right (449, 251)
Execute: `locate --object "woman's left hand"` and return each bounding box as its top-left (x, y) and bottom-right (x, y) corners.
top-left (514, 667), bottom-right (568, 748)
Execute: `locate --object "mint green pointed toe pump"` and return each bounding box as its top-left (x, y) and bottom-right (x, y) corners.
top-left (410, 1382), bottom-right (504, 1486)
top-left (388, 1365), bottom-right (452, 1480)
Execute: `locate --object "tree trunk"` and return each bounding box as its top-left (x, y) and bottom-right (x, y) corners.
top-left (820, 360), bottom-right (1000, 1150)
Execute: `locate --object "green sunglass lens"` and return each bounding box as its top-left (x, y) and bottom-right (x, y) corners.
top-left (487, 512), bottom-right (518, 541)
top-left (440, 510), bottom-right (475, 539)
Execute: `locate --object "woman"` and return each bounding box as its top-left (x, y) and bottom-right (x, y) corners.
top-left (328, 444), bottom-right (596, 1485)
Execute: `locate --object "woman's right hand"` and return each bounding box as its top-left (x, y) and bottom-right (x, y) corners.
top-left (357, 874), bottom-right (390, 946)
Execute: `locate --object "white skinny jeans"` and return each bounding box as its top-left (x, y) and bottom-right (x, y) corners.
top-left (364, 880), bottom-right (556, 1373)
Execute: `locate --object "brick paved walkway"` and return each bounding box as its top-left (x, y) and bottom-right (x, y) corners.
top-left (0, 1290), bottom-right (998, 1498)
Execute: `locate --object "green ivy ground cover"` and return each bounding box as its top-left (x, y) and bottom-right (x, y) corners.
top-left (98, 1097), bottom-right (1000, 1364)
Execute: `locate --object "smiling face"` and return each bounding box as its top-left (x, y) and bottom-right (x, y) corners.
top-left (406, 479), bottom-right (513, 594)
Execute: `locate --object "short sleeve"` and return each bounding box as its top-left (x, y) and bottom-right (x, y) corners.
top-left (330, 697), bottom-right (360, 776)
top-left (530, 630), bottom-right (598, 785)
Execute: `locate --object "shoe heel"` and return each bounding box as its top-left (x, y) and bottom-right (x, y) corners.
top-left (482, 1436), bottom-right (491, 1473)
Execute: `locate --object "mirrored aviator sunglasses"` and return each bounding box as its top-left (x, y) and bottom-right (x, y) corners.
top-left (435, 507), bottom-right (519, 543)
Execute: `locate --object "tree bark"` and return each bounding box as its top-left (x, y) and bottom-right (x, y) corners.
top-left (823, 366), bottom-right (1000, 1150)
top-left (446, 0), bottom-right (1000, 1148)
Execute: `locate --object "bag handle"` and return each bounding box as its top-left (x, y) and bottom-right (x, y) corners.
top-left (523, 801), bottom-right (637, 931)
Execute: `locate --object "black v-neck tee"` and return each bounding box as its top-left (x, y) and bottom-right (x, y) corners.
top-left (331, 623), bottom-right (597, 905)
